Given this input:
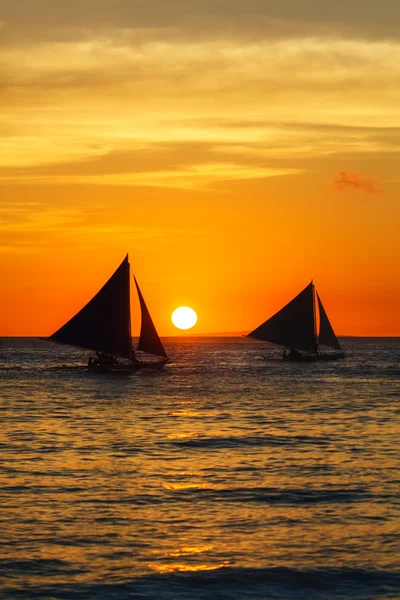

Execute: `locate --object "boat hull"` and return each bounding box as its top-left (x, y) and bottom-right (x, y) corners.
top-left (283, 352), bottom-right (345, 362)
top-left (89, 359), bottom-right (168, 373)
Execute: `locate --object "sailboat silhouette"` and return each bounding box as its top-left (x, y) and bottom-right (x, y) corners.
top-left (247, 281), bottom-right (345, 361)
top-left (47, 255), bottom-right (168, 371)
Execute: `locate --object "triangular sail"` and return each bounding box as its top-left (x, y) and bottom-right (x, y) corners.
top-left (49, 255), bottom-right (132, 359)
top-left (134, 277), bottom-right (168, 359)
top-left (317, 293), bottom-right (342, 350)
top-left (247, 282), bottom-right (317, 352)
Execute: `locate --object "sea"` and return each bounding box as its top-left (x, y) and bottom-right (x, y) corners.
top-left (0, 336), bottom-right (399, 600)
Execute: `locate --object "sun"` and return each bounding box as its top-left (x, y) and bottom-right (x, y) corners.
top-left (171, 306), bottom-right (197, 330)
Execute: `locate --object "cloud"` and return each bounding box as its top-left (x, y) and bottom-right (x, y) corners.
top-left (2, 1), bottom-right (400, 43)
top-left (1, 10), bottom-right (400, 190)
top-left (0, 142), bottom-right (304, 187)
top-left (0, 199), bottom-right (220, 255)
top-left (333, 171), bottom-right (381, 194)
top-left (0, 162), bottom-right (302, 189)
top-left (3, 36), bottom-right (400, 94)
top-left (0, 205), bottom-right (85, 233)
top-left (1, 34), bottom-right (400, 176)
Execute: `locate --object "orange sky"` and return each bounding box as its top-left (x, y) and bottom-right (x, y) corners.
top-left (1, 1), bottom-right (399, 336)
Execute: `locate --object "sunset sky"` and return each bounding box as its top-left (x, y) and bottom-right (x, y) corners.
top-left (1, 0), bottom-right (399, 336)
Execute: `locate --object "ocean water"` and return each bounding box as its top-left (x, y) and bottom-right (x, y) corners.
top-left (0, 336), bottom-right (399, 600)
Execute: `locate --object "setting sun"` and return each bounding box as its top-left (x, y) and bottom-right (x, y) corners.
top-left (171, 307), bottom-right (198, 330)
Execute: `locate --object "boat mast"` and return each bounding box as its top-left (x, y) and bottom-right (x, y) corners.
top-left (127, 254), bottom-right (133, 363)
top-left (312, 280), bottom-right (318, 354)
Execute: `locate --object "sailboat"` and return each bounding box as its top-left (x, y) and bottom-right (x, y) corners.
top-left (247, 281), bottom-right (345, 361)
top-left (47, 254), bottom-right (168, 371)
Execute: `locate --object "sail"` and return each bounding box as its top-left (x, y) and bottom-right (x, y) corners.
top-left (317, 293), bottom-right (342, 350)
top-left (247, 282), bottom-right (317, 352)
top-left (49, 255), bottom-right (132, 359)
top-left (134, 277), bottom-right (168, 359)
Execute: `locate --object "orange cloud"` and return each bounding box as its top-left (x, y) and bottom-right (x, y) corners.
top-left (333, 171), bottom-right (381, 194)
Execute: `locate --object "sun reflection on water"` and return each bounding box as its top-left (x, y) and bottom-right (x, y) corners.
top-left (167, 545), bottom-right (214, 557)
top-left (163, 482), bottom-right (207, 490)
top-left (166, 432), bottom-right (199, 439)
top-left (152, 562), bottom-right (231, 574)
top-left (168, 410), bottom-right (200, 417)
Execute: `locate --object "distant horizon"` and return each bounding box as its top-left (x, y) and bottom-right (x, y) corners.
top-left (1, 333), bottom-right (399, 339)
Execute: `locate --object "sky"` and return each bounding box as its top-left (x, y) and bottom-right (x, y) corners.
top-left (1, 0), bottom-right (399, 336)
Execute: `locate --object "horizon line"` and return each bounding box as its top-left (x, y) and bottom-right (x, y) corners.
top-left (1, 333), bottom-right (400, 339)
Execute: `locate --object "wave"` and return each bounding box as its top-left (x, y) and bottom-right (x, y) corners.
top-left (2, 565), bottom-right (399, 599)
top-left (161, 485), bottom-right (373, 506)
top-left (78, 485), bottom-right (373, 508)
top-left (165, 433), bottom-right (334, 449)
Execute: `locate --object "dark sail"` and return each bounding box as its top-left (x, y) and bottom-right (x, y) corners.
top-left (134, 277), bottom-right (168, 359)
top-left (247, 282), bottom-right (317, 352)
top-left (49, 255), bottom-right (132, 359)
top-left (317, 293), bottom-right (342, 350)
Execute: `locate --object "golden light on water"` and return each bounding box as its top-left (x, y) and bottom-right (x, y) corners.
top-left (168, 545), bottom-right (214, 557)
top-left (168, 410), bottom-right (199, 417)
top-left (163, 483), bottom-right (207, 491)
top-left (152, 562), bottom-right (230, 574)
top-left (166, 433), bottom-right (198, 439)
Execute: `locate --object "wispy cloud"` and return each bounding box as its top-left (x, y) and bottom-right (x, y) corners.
top-left (0, 201), bottom-right (219, 254)
top-left (2, 1), bottom-right (400, 41)
top-left (0, 162), bottom-right (302, 188)
top-left (1, 8), bottom-right (400, 190)
top-left (2, 36), bottom-right (400, 163)
top-left (333, 171), bottom-right (381, 194)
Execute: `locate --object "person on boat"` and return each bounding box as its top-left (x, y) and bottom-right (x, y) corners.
top-left (88, 356), bottom-right (94, 368)
top-left (131, 347), bottom-right (140, 365)
top-left (282, 350), bottom-right (287, 360)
